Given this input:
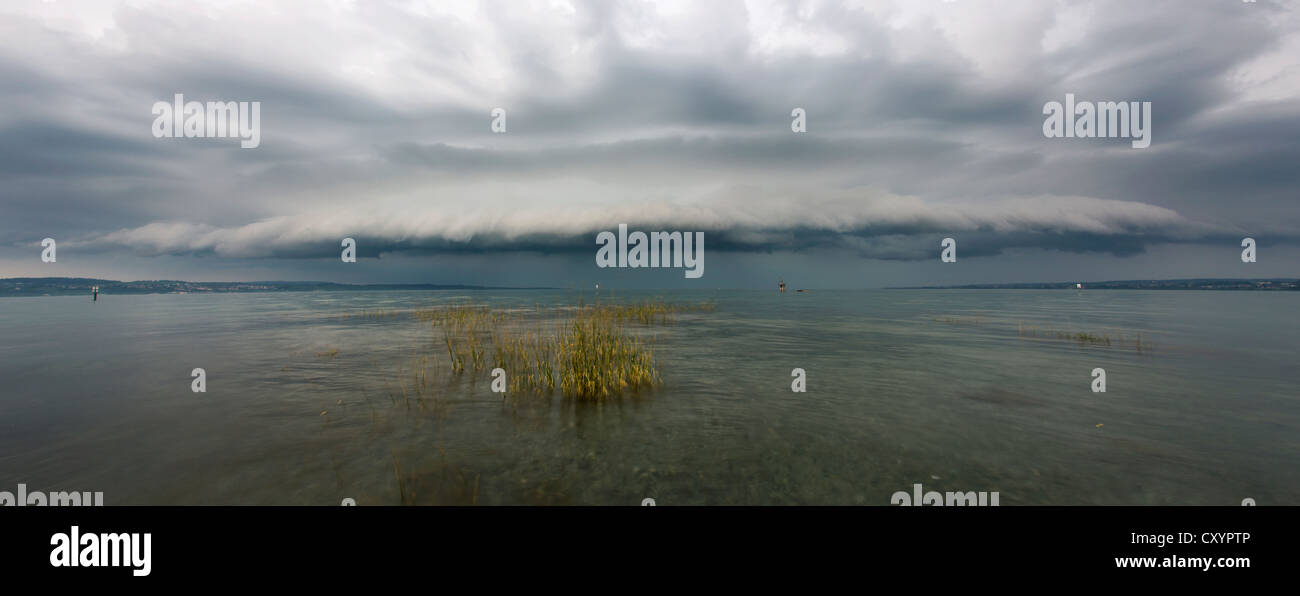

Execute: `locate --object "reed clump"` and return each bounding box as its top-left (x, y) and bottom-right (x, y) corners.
top-left (388, 299), bottom-right (701, 401)
top-left (1017, 321), bottom-right (1152, 351)
top-left (414, 302), bottom-right (514, 328)
top-left (601, 299), bottom-right (715, 325)
top-left (932, 315), bottom-right (987, 326)
top-left (555, 309), bottom-right (660, 400)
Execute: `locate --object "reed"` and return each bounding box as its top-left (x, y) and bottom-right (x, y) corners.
top-left (386, 299), bottom-right (703, 401)
top-left (1016, 321), bottom-right (1153, 351)
top-left (932, 315), bottom-right (986, 326)
top-left (600, 299), bottom-right (715, 325)
top-left (555, 309), bottom-right (660, 400)
top-left (340, 309), bottom-right (406, 321)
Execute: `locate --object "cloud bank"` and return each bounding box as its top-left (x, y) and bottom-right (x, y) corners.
top-left (1, 0), bottom-right (1297, 282)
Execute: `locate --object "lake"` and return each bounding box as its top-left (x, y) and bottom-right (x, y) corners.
top-left (0, 289), bottom-right (1295, 505)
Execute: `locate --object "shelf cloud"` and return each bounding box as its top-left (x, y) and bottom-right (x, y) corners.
top-left (1, 0), bottom-right (1297, 283)
top-left (83, 186), bottom-right (1209, 261)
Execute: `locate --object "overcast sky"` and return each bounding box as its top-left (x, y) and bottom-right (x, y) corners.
top-left (1, 0), bottom-right (1297, 288)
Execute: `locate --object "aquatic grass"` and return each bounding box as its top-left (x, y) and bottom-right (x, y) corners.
top-left (930, 315), bottom-right (1155, 352)
top-left (390, 453), bottom-right (486, 505)
top-left (393, 452), bottom-right (408, 505)
top-left (339, 309), bottom-right (407, 321)
top-left (335, 298), bottom-right (686, 503)
top-left (555, 309), bottom-right (660, 400)
top-left (374, 299), bottom-right (705, 402)
top-left (599, 299), bottom-right (715, 326)
top-left (932, 315), bottom-right (987, 326)
top-left (1016, 320), bottom-right (1153, 352)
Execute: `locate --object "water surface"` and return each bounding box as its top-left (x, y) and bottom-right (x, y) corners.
top-left (1, 289), bottom-right (1295, 505)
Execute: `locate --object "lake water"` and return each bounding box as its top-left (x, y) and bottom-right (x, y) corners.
top-left (1, 289), bottom-right (1296, 505)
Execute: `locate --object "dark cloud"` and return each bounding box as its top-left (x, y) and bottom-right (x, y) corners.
top-left (0, 0), bottom-right (1295, 286)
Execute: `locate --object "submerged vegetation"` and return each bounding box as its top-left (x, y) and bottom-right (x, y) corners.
top-left (555, 309), bottom-right (660, 399)
top-left (315, 347), bottom-right (340, 359)
top-left (1017, 321), bottom-right (1154, 352)
top-left (931, 315), bottom-right (988, 326)
top-left (382, 299), bottom-right (714, 402)
top-left (931, 314), bottom-right (1155, 352)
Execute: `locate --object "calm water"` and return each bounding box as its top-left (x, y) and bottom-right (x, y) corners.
top-left (0, 289), bottom-right (1296, 505)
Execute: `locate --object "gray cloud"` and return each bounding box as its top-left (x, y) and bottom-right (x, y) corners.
top-left (0, 0), bottom-right (1296, 285)
top-left (78, 188), bottom-right (1213, 260)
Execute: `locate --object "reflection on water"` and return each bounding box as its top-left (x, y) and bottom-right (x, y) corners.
top-left (0, 289), bottom-right (1296, 505)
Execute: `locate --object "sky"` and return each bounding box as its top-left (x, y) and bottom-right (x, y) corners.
top-left (0, 0), bottom-right (1297, 288)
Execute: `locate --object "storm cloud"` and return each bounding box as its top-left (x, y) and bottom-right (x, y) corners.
top-left (0, 0), bottom-right (1297, 286)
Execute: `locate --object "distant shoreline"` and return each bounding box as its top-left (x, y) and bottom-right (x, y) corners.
top-left (890, 278), bottom-right (1299, 291)
top-left (3, 277), bottom-right (1298, 297)
top-left (0, 277), bottom-right (556, 297)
